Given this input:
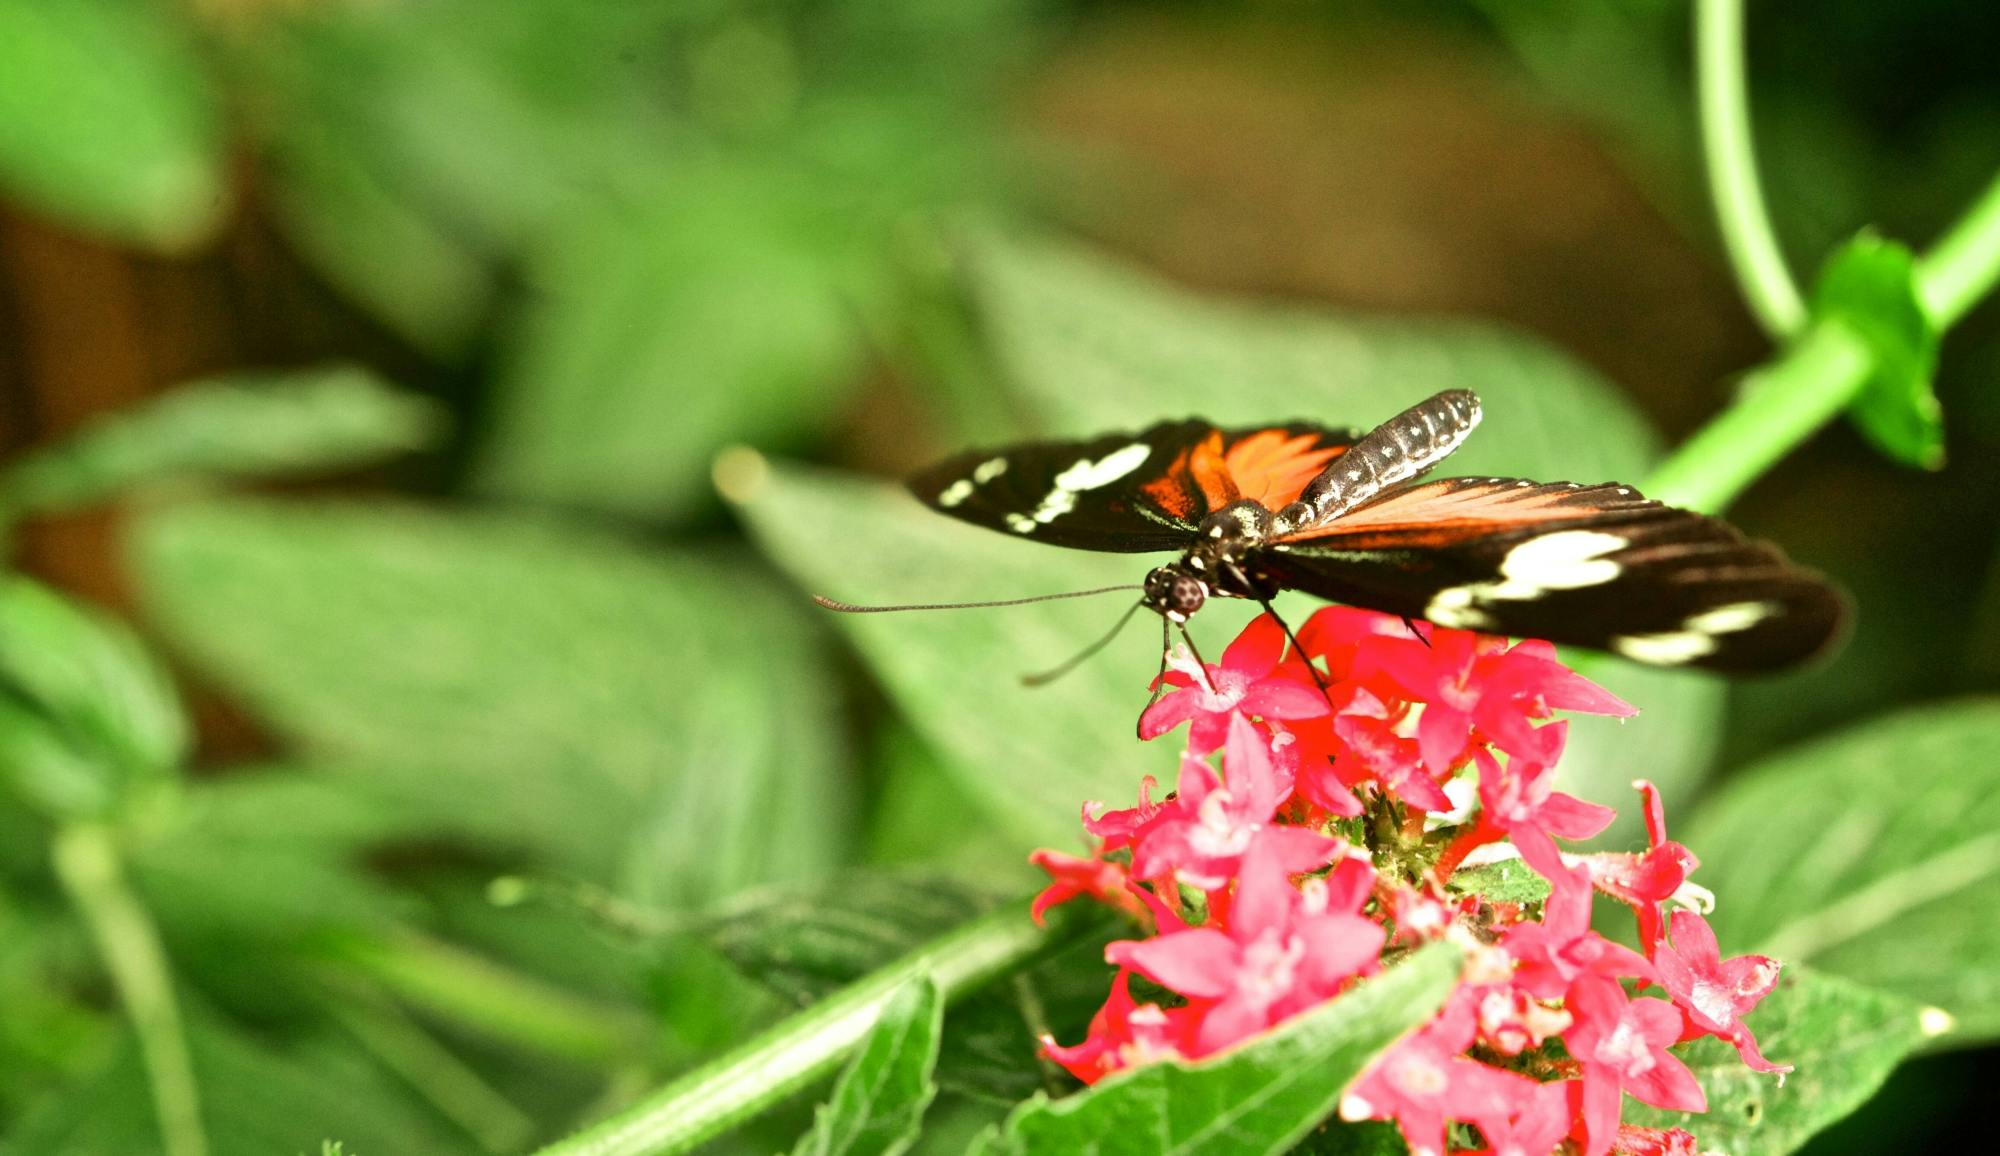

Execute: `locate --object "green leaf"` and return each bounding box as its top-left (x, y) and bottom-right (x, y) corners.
top-left (1807, 233), bottom-right (1944, 469)
top-left (964, 230), bottom-right (1662, 484)
top-left (0, 367), bottom-right (446, 521)
top-left (0, 576), bottom-right (186, 817)
top-left (0, 0), bottom-right (227, 250)
top-left (127, 496), bottom-right (851, 903)
top-left (977, 942), bottom-right (1460, 1156)
top-left (1685, 700), bottom-right (2000, 1042)
top-left (1623, 967), bottom-right (1935, 1156)
top-left (792, 975), bottom-right (944, 1156)
top-left (472, 173), bottom-right (866, 520)
top-left (1445, 857), bottom-right (1551, 907)
top-left (704, 872), bottom-right (1114, 1105)
top-left (730, 460), bottom-right (1149, 845)
top-left (7, 1013), bottom-right (479, 1156)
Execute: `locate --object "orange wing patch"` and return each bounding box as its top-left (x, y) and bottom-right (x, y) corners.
top-left (1223, 430), bottom-right (1345, 508)
top-left (1141, 432), bottom-right (1239, 520)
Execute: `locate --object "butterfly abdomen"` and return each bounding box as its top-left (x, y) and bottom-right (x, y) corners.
top-left (1277, 390), bottom-right (1483, 530)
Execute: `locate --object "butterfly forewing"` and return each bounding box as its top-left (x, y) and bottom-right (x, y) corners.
top-left (909, 421), bottom-right (1360, 552)
top-left (1264, 477), bottom-right (1844, 671)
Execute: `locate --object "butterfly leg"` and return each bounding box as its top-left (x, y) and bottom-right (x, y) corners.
top-left (1400, 616), bottom-right (1433, 648)
top-left (1259, 597), bottom-right (1339, 713)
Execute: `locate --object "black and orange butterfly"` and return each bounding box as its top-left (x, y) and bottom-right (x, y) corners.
top-left (879, 390), bottom-right (1843, 673)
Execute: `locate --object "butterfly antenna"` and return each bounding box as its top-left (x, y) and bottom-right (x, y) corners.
top-left (1021, 600), bottom-right (1148, 687)
top-left (812, 585), bottom-right (1141, 613)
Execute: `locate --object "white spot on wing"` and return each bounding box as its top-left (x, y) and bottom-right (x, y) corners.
top-left (1489, 530), bottom-right (1626, 597)
top-left (973, 457), bottom-right (1008, 484)
top-left (1611, 631), bottom-right (1716, 665)
top-left (938, 479), bottom-right (975, 507)
top-left (1053, 443), bottom-right (1150, 491)
top-left (1684, 600), bottom-right (1778, 635)
top-left (1425, 586), bottom-right (1499, 629)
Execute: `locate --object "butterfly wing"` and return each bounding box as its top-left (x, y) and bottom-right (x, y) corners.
top-left (1262, 477), bottom-right (1845, 671)
top-left (910, 421), bottom-right (1361, 552)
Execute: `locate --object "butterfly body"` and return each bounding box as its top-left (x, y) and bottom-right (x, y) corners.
top-left (907, 391), bottom-right (1845, 672)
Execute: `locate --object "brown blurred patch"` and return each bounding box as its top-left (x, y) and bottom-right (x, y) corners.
top-left (1026, 14), bottom-right (1765, 436)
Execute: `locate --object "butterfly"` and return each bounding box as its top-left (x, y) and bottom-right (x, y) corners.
top-left (889, 390), bottom-right (1844, 673)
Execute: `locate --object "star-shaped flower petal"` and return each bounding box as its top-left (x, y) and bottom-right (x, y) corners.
top-left (1139, 613), bottom-right (1331, 752)
top-left (1041, 970), bottom-right (1198, 1084)
top-left (1653, 908), bottom-right (1790, 1073)
top-left (1565, 975), bottom-right (1706, 1156)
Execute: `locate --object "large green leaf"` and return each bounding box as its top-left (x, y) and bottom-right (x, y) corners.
top-left (127, 496), bottom-right (851, 905)
top-left (731, 460), bottom-right (1152, 844)
top-left (704, 872), bottom-right (1114, 1105)
top-left (0, 576), bottom-right (186, 817)
top-left (1624, 967), bottom-right (1936, 1156)
top-left (963, 232), bottom-right (1662, 483)
top-left (0, 367), bottom-right (446, 522)
top-left (472, 171), bottom-right (867, 520)
top-left (0, 0), bottom-right (226, 251)
top-left (975, 942), bottom-right (1460, 1156)
top-left (792, 976), bottom-right (944, 1156)
top-left (1685, 700), bottom-right (2000, 1043)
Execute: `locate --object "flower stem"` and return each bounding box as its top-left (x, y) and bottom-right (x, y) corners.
top-left (52, 822), bottom-right (208, 1156)
top-left (1917, 170), bottom-right (2000, 327)
top-left (535, 898), bottom-right (1100, 1156)
top-left (1697, 0), bottom-right (1806, 339)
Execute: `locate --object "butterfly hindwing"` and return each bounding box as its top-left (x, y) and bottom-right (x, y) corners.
top-left (909, 421), bottom-right (1360, 552)
top-left (1263, 477), bottom-right (1844, 671)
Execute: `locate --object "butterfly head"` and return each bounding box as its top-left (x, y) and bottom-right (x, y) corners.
top-left (1143, 565), bottom-right (1209, 623)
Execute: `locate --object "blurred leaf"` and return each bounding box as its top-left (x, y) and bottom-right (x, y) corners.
top-left (0, 0), bottom-right (226, 251)
top-left (732, 461), bottom-right (1149, 844)
top-left (8, 1012), bottom-right (478, 1156)
top-left (128, 496), bottom-right (851, 905)
top-left (1445, 857), bottom-right (1551, 907)
top-left (1283, 1119), bottom-right (1407, 1155)
top-left (1624, 967), bottom-right (1932, 1156)
top-left (1808, 234), bottom-right (1944, 469)
top-left (474, 175), bottom-right (866, 519)
top-left (0, 368), bottom-right (446, 521)
top-left (974, 942), bottom-right (1459, 1156)
top-left (964, 231), bottom-right (1663, 483)
top-left (704, 871), bottom-right (1113, 1105)
top-left (0, 576), bottom-right (186, 817)
top-left (792, 975), bottom-right (943, 1156)
top-left (1686, 699), bottom-right (2000, 1042)
top-left (862, 722), bottom-right (1033, 878)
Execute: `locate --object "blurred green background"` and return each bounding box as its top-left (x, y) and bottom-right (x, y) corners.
top-left (0, 1), bottom-right (1995, 1153)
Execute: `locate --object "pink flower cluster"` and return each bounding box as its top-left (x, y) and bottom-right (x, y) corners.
top-left (1031, 609), bottom-right (1789, 1156)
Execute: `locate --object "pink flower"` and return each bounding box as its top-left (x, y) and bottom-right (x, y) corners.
top-left (1612, 1125), bottom-right (1700, 1155)
top-left (1108, 831), bottom-right (1382, 1055)
top-left (1081, 776), bottom-right (1169, 851)
top-left (1653, 908), bottom-right (1789, 1073)
top-left (1463, 1078), bottom-right (1579, 1156)
top-left (1296, 605), bottom-right (1425, 691)
top-left (1504, 859), bottom-right (1653, 999)
top-left (1475, 722), bottom-right (1615, 843)
top-left (1139, 614), bottom-right (1330, 753)
top-left (1576, 782), bottom-right (1699, 956)
top-left (1362, 629), bottom-right (1634, 774)
top-left (1041, 970), bottom-right (1197, 1083)
top-left (1333, 688), bottom-right (1454, 812)
top-left (1028, 849), bottom-right (1144, 925)
top-left (1564, 975), bottom-right (1707, 1156)
top-left (1341, 994), bottom-right (1538, 1156)
top-left (1132, 715), bottom-right (1334, 891)
top-left (1266, 713), bottom-right (1364, 819)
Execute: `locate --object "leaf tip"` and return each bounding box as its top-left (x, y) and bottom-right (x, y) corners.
top-left (714, 446), bottom-right (771, 505)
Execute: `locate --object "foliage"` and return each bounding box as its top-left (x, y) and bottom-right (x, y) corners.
top-left (0, 3), bottom-right (1994, 1156)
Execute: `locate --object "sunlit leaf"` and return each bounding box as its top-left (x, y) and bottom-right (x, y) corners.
top-left (1624, 967), bottom-right (1934, 1156)
top-left (128, 496), bottom-right (851, 904)
top-left (1686, 700), bottom-right (2000, 1043)
top-left (974, 942), bottom-right (1459, 1156)
top-left (0, 0), bottom-right (226, 250)
top-left (792, 976), bottom-right (944, 1156)
top-left (0, 368), bottom-right (446, 521)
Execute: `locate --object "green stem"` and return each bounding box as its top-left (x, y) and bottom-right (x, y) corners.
top-left (315, 929), bottom-right (652, 1068)
top-left (536, 898), bottom-right (1100, 1156)
top-left (1917, 170), bottom-right (2000, 327)
top-left (1696, 0), bottom-right (1806, 338)
top-left (52, 823), bottom-right (208, 1156)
